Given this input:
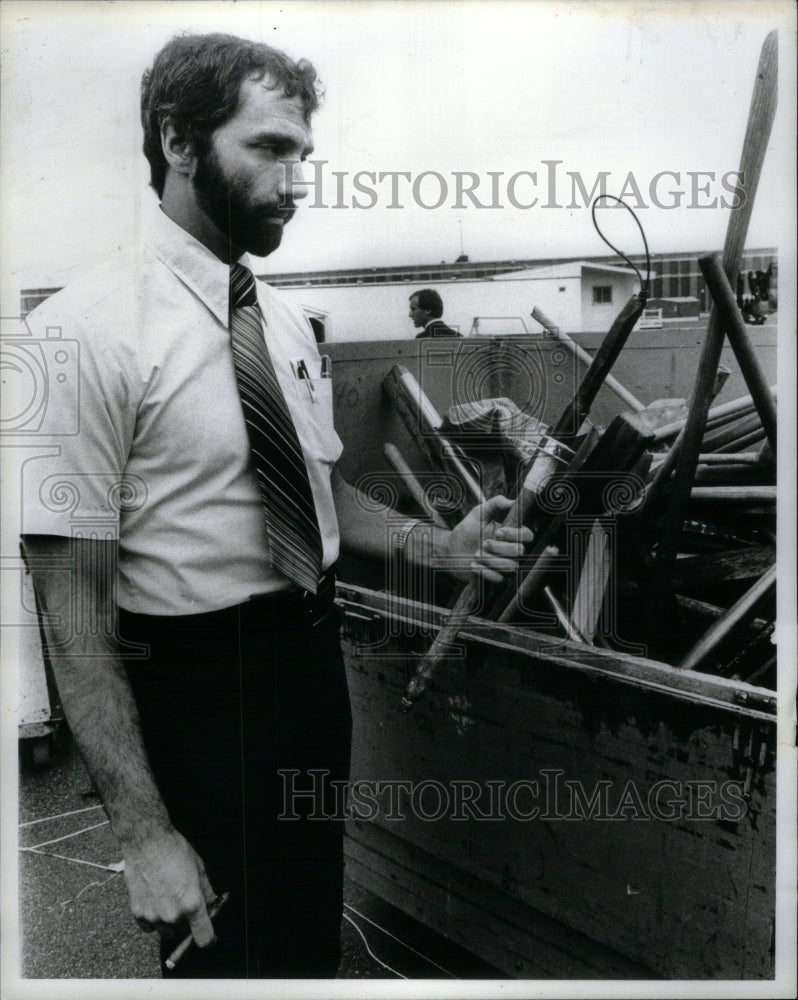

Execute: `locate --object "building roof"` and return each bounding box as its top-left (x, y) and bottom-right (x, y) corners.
top-left (492, 260), bottom-right (653, 281)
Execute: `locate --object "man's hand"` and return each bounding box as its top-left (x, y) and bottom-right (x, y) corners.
top-left (331, 470), bottom-right (532, 582)
top-left (447, 495), bottom-right (533, 583)
top-left (122, 827), bottom-right (217, 947)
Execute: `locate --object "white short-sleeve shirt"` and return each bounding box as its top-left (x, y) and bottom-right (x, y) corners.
top-left (20, 205), bottom-right (343, 614)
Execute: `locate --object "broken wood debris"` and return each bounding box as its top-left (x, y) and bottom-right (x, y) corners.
top-left (377, 29), bottom-right (777, 710)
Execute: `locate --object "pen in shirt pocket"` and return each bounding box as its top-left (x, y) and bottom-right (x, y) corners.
top-left (293, 358), bottom-right (316, 402)
top-left (320, 355), bottom-right (332, 379)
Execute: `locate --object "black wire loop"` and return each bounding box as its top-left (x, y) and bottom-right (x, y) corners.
top-left (590, 194), bottom-right (651, 297)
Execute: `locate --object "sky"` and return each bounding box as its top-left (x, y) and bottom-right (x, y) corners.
top-left (1, 0), bottom-right (796, 288)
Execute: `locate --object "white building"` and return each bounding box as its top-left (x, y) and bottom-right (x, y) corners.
top-left (274, 260), bottom-right (646, 342)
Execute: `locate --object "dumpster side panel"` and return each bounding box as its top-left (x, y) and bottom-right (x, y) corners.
top-left (340, 597), bottom-right (776, 979)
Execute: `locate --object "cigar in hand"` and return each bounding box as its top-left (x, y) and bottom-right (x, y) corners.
top-left (164, 891), bottom-right (230, 970)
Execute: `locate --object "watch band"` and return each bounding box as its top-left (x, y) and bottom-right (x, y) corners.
top-left (394, 518), bottom-right (422, 554)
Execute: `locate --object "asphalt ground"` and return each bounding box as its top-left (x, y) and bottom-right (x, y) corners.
top-left (16, 728), bottom-right (501, 982)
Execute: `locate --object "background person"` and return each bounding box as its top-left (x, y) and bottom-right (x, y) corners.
top-left (409, 288), bottom-right (461, 337)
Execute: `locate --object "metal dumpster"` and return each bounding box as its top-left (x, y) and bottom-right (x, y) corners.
top-left (326, 334), bottom-right (778, 980)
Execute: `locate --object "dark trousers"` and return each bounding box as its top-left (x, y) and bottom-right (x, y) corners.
top-left (120, 574), bottom-right (351, 978)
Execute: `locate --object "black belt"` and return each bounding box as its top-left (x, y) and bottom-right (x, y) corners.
top-left (249, 565), bottom-right (338, 629)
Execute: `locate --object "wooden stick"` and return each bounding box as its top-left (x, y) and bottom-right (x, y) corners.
top-left (699, 253), bottom-right (777, 453)
top-left (383, 443), bottom-right (448, 528)
top-left (639, 368), bottom-right (729, 514)
top-left (675, 593), bottom-right (769, 634)
top-left (708, 391), bottom-right (773, 421)
top-left (696, 452), bottom-right (761, 465)
top-left (651, 452), bottom-right (760, 468)
top-left (651, 388), bottom-right (774, 443)
top-left (672, 545), bottom-right (776, 588)
top-left (400, 431), bottom-right (583, 711)
top-left (742, 651), bottom-right (777, 686)
top-left (530, 305), bottom-right (645, 413)
top-left (689, 486), bottom-right (776, 504)
top-left (645, 30), bottom-right (777, 651)
top-left (722, 620), bottom-right (775, 679)
top-left (544, 586), bottom-right (590, 643)
top-left (678, 565), bottom-right (776, 671)
top-left (714, 428), bottom-right (767, 454)
top-left (705, 403), bottom-right (757, 431)
top-left (383, 365), bottom-right (486, 515)
top-left (488, 427), bottom-right (601, 620)
top-left (701, 411), bottom-right (763, 452)
top-left (398, 437), bottom-right (566, 712)
top-left (548, 294), bottom-right (647, 443)
top-left (498, 545), bottom-right (560, 623)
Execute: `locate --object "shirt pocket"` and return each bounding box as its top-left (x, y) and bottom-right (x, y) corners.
top-left (287, 369), bottom-right (342, 466)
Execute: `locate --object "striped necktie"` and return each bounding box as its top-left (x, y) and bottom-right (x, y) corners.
top-left (229, 262), bottom-right (323, 593)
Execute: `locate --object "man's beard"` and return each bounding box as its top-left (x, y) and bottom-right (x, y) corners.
top-left (192, 144), bottom-right (290, 258)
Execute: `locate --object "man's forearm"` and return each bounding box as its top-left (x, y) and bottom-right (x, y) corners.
top-left (46, 641), bottom-right (173, 845)
top-left (331, 466), bottom-right (453, 565)
top-left (22, 535), bottom-right (216, 943)
top-left (23, 535), bottom-right (169, 842)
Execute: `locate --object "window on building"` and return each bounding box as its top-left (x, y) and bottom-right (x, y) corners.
top-left (592, 285), bottom-right (612, 304)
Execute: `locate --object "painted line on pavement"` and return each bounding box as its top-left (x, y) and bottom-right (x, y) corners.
top-left (22, 847), bottom-right (123, 873)
top-left (342, 912), bottom-right (406, 979)
top-left (22, 819), bottom-right (110, 850)
top-left (19, 804), bottom-right (104, 828)
top-left (344, 902), bottom-right (456, 978)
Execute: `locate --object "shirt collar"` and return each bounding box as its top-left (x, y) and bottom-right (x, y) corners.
top-left (143, 201), bottom-right (257, 327)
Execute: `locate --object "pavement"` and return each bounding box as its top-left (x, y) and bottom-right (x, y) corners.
top-left (15, 727), bottom-right (501, 983)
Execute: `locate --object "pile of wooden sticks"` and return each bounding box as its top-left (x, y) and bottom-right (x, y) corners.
top-left (380, 30), bottom-right (778, 710)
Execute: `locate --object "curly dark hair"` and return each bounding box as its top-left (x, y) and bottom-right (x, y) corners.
top-left (141, 33), bottom-right (322, 197)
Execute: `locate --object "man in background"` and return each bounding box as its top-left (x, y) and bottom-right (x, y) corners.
top-left (409, 288), bottom-right (461, 337)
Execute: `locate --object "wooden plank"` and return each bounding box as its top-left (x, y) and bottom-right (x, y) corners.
top-left (570, 520), bottom-right (612, 641)
top-left (338, 584), bottom-right (776, 718)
